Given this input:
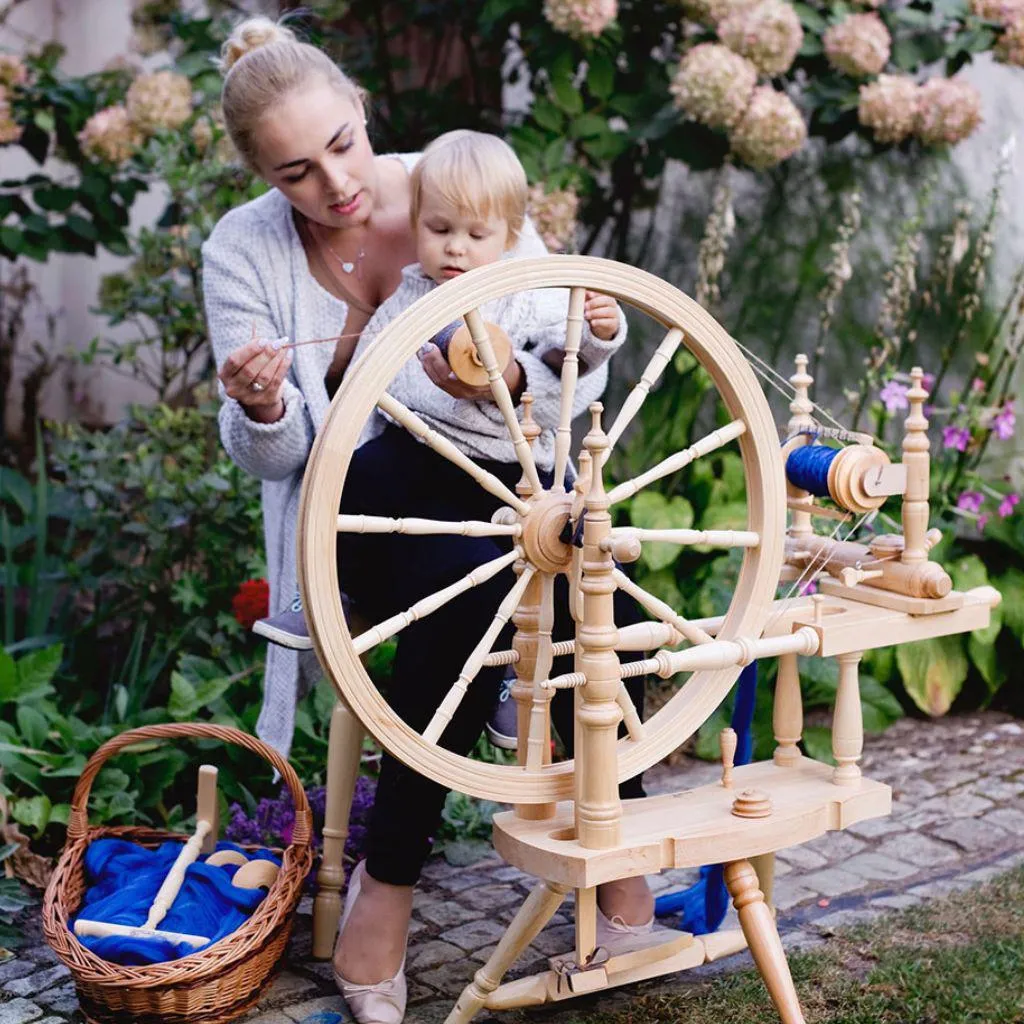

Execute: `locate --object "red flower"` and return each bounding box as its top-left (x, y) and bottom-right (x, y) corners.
top-left (232, 578), bottom-right (269, 630)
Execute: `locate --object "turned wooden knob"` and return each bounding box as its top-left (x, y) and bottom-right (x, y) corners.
top-left (439, 321), bottom-right (513, 386)
top-left (720, 727), bottom-right (737, 789)
top-left (732, 788), bottom-right (772, 819)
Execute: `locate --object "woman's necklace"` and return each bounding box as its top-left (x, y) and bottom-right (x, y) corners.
top-left (310, 217), bottom-right (367, 280)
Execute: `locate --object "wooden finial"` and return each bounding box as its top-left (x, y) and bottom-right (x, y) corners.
top-left (732, 788), bottom-right (773, 819)
top-left (720, 727), bottom-right (737, 789)
top-left (516, 394), bottom-right (542, 499)
top-left (788, 354), bottom-right (815, 435)
top-left (901, 367), bottom-right (931, 565)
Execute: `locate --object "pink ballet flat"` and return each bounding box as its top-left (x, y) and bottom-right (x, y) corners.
top-left (332, 861), bottom-right (408, 1024)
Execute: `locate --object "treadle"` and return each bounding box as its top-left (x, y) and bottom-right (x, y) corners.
top-left (493, 757), bottom-right (891, 889)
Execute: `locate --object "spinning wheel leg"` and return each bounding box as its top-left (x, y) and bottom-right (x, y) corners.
top-left (313, 699), bottom-right (365, 959)
top-left (724, 860), bottom-right (805, 1024)
top-left (445, 879), bottom-right (570, 1024)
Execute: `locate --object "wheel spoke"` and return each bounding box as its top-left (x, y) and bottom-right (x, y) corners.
top-left (551, 287), bottom-right (586, 491)
top-left (604, 326), bottom-right (685, 454)
top-left (525, 573), bottom-right (556, 771)
top-left (612, 568), bottom-right (715, 646)
top-left (377, 393), bottom-right (530, 515)
top-left (609, 526), bottom-right (759, 549)
top-left (337, 514), bottom-right (521, 538)
top-left (606, 419), bottom-right (746, 506)
top-left (352, 548), bottom-right (521, 656)
top-left (422, 565), bottom-right (537, 744)
top-left (463, 308), bottom-right (544, 495)
top-left (616, 684), bottom-right (645, 742)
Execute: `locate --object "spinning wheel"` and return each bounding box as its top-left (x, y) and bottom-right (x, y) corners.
top-left (298, 256), bottom-right (1000, 1024)
top-left (299, 256), bottom-right (785, 804)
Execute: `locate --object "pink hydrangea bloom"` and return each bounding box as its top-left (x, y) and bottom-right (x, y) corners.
top-left (670, 43), bottom-right (757, 130)
top-left (543, 0), bottom-right (617, 38)
top-left (858, 74), bottom-right (919, 144)
top-left (956, 490), bottom-right (984, 513)
top-left (824, 13), bottom-right (891, 77)
top-left (126, 70), bottom-right (193, 134)
top-left (879, 379), bottom-right (909, 412)
top-left (0, 96), bottom-right (20, 145)
top-left (718, 0), bottom-right (804, 77)
top-left (995, 18), bottom-right (1024, 65)
top-left (0, 54), bottom-right (29, 90)
top-left (916, 78), bottom-right (983, 146)
top-left (77, 105), bottom-right (141, 164)
top-left (730, 85), bottom-right (807, 170)
top-left (526, 184), bottom-right (580, 252)
top-left (971, 0), bottom-right (1024, 22)
top-left (998, 492), bottom-right (1020, 517)
top-left (991, 400), bottom-right (1016, 440)
top-left (942, 424), bottom-right (971, 451)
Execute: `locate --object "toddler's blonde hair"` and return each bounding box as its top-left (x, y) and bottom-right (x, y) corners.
top-left (410, 130), bottom-right (527, 242)
top-left (218, 16), bottom-right (366, 171)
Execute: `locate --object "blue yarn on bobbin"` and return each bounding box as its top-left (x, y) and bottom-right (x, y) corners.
top-left (428, 320), bottom-right (463, 361)
top-left (786, 444), bottom-right (839, 498)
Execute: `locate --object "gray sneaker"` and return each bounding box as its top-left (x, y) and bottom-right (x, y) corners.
top-left (253, 594), bottom-right (313, 650)
top-left (485, 670), bottom-right (518, 750)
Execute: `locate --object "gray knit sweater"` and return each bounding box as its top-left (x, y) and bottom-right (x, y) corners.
top-left (353, 263), bottom-right (626, 465)
top-left (202, 154), bottom-right (579, 757)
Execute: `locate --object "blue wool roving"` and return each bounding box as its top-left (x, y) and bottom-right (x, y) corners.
top-left (71, 838), bottom-right (281, 965)
top-left (785, 444), bottom-right (839, 498)
top-left (429, 320), bottom-right (463, 360)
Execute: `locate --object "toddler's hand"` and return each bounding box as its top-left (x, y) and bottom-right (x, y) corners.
top-left (584, 291), bottom-right (619, 341)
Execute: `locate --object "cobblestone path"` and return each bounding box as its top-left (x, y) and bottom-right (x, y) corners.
top-left (3, 711), bottom-right (1022, 1024)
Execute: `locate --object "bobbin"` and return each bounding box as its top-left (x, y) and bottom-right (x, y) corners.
top-left (431, 320), bottom-right (514, 387)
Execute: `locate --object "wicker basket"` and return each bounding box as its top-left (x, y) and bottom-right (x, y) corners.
top-left (42, 723), bottom-right (314, 1024)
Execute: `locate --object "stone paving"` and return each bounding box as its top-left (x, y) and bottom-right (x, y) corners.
top-left (3, 710), bottom-right (1023, 1024)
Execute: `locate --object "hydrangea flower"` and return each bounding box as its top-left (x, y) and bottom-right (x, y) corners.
top-left (942, 424), bottom-right (971, 451)
top-left (970, 0), bottom-right (1024, 22)
top-left (77, 105), bottom-right (141, 164)
top-left (669, 43), bottom-right (757, 130)
top-left (956, 490), bottom-right (984, 513)
top-left (824, 13), bottom-right (892, 77)
top-left (0, 54), bottom-right (29, 90)
top-left (995, 18), bottom-right (1024, 65)
top-left (126, 70), bottom-right (193, 134)
top-left (677, 0), bottom-right (759, 26)
top-left (999, 492), bottom-right (1020, 517)
top-left (543, 0), bottom-right (617, 38)
top-left (718, 0), bottom-right (804, 76)
top-left (730, 86), bottom-right (807, 169)
top-left (858, 74), bottom-right (919, 144)
top-left (527, 184), bottom-right (580, 252)
top-left (916, 78), bottom-right (983, 146)
top-left (879, 379), bottom-right (909, 412)
top-left (991, 400), bottom-right (1016, 440)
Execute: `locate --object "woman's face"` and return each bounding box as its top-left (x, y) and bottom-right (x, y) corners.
top-left (254, 79), bottom-right (377, 230)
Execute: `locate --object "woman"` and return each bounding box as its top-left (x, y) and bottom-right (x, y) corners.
top-left (203, 17), bottom-right (654, 1023)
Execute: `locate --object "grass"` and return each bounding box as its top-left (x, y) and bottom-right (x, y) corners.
top-left (569, 866), bottom-right (1024, 1024)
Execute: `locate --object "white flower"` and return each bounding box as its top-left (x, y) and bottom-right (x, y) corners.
top-left (543, 0), bottom-right (617, 38)
top-left (824, 13), bottom-right (891, 77)
top-left (718, 0), bottom-right (804, 76)
top-left (858, 74), bottom-right (919, 144)
top-left (730, 85), bottom-right (807, 168)
top-left (916, 77), bottom-right (983, 146)
top-left (527, 184), bottom-right (580, 252)
top-left (77, 105), bottom-right (142, 164)
top-left (670, 43), bottom-right (758, 130)
top-left (126, 70), bottom-right (193, 133)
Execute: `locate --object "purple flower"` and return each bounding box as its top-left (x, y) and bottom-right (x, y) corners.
top-left (879, 379), bottom-right (909, 413)
top-left (921, 372), bottom-right (936, 393)
top-left (799, 580), bottom-right (817, 596)
top-left (978, 513), bottom-right (989, 532)
top-left (998, 492), bottom-right (1020, 518)
top-left (956, 490), bottom-right (984, 513)
top-left (992, 401), bottom-right (1016, 441)
top-left (942, 425), bottom-right (971, 451)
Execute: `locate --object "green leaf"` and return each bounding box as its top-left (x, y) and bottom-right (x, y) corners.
top-left (11, 794), bottom-right (51, 836)
top-left (896, 634), bottom-right (969, 716)
top-left (968, 633), bottom-right (1006, 697)
top-left (629, 491), bottom-right (694, 572)
top-left (950, 555), bottom-right (1001, 644)
top-left (15, 706), bottom-right (48, 749)
top-left (33, 184), bottom-right (76, 211)
top-left (64, 214), bottom-right (98, 241)
top-left (531, 97), bottom-right (563, 134)
top-left (0, 650), bottom-right (15, 704)
top-left (587, 52), bottom-right (615, 99)
top-left (802, 726), bottom-right (835, 764)
top-left (859, 674), bottom-right (904, 733)
top-left (14, 644), bottom-right (61, 702)
top-left (569, 113), bottom-right (607, 140)
top-left (551, 78), bottom-right (583, 116)
top-left (793, 2), bottom-right (827, 30)
top-left (995, 567), bottom-right (1024, 642)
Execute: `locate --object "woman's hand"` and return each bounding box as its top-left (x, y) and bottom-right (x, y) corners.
top-left (418, 344), bottom-right (525, 403)
top-left (218, 326), bottom-right (294, 423)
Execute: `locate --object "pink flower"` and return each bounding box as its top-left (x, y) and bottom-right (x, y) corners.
top-left (858, 74), bottom-right (919, 144)
top-left (526, 184), bottom-right (580, 252)
top-left (942, 425), bottom-right (971, 451)
top-left (916, 78), bottom-right (983, 146)
top-left (670, 43), bottom-right (758, 130)
top-left (971, 377), bottom-right (986, 393)
top-left (879, 379), bottom-right (909, 412)
top-left (996, 18), bottom-right (1024, 66)
top-left (998, 492), bottom-right (1020, 517)
top-left (824, 13), bottom-right (891, 77)
top-left (718, 0), bottom-right (804, 77)
top-left (992, 400), bottom-right (1016, 440)
top-left (921, 371), bottom-right (936, 392)
top-left (543, 0), bottom-right (617, 38)
top-left (730, 85), bottom-right (807, 170)
top-left (978, 514), bottom-right (989, 532)
top-left (957, 490), bottom-right (984, 513)
top-left (799, 579), bottom-right (817, 596)
top-left (77, 104), bottom-right (142, 164)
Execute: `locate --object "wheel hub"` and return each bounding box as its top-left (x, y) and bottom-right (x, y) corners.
top-left (519, 491), bottom-right (574, 573)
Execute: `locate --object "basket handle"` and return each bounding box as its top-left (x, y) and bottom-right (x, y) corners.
top-left (66, 723), bottom-right (313, 849)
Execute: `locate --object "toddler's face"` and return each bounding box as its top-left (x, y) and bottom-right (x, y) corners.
top-left (416, 186), bottom-right (511, 285)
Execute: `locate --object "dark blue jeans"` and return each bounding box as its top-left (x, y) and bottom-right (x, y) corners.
top-left (339, 425), bottom-right (647, 885)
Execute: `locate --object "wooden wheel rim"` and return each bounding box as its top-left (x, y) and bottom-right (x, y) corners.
top-left (299, 256), bottom-right (785, 802)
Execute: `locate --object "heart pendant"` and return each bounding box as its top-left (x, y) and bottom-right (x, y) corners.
top-left (341, 262), bottom-right (355, 274)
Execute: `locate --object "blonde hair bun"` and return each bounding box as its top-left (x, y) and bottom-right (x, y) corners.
top-left (219, 16), bottom-right (297, 73)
